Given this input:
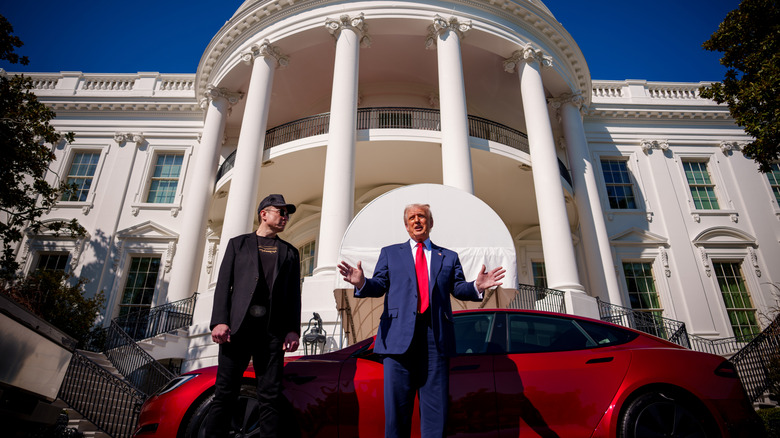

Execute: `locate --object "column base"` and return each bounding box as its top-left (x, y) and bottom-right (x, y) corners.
top-left (563, 289), bottom-right (600, 319)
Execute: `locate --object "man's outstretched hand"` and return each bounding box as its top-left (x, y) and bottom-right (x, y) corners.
top-left (475, 265), bottom-right (506, 293)
top-left (338, 260), bottom-right (366, 289)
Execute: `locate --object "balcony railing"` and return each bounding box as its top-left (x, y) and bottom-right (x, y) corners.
top-left (507, 284), bottom-right (566, 314)
top-left (597, 299), bottom-right (690, 348)
top-left (217, 107), bottom-right (536, 182)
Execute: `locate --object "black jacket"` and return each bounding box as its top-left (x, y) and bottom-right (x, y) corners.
top-left (210, 232), bottom-right (302, 337)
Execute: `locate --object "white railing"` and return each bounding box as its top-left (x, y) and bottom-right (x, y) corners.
top-left (592, 80), bottom-right (715, 102)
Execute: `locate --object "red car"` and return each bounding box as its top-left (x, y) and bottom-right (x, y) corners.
top-left (133, 309), bottom-right (764, 437)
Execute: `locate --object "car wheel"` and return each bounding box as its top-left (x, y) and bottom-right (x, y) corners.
top-left (619, 391), bottom-right (720, 438)
top-left (184, 384), bottom-right (261, 438)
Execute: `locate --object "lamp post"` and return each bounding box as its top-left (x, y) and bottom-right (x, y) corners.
top-left (302, 312), bottom-right (327, 355)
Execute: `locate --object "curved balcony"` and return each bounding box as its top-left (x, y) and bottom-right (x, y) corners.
top-left (216, 107), bottom-right (571, 185)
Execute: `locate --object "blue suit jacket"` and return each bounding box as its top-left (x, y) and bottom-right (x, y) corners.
top-left (355, 241), bottom-right (481, 357)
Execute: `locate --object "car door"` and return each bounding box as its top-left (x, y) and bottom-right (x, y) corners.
top-left (495, 313), bottom-right (632, 437)
top-left (448, 312), bottom-right (501, 437)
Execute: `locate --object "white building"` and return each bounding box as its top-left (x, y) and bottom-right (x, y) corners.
top-left (8, 0), bottom-right (779, 373)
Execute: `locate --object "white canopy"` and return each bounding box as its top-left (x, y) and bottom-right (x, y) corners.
top-left (335, 184), bottom-right (518, 344)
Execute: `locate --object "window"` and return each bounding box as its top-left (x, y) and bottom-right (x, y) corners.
top-left (36, 252), bottom-right (69, 272)
top-left (61, 152), bottom-right (101, 202)
top-left (298, 240), bottom-right (316, 281)
top-left (119, 256), bottom-right (161, 317)
top-left (623, 262), bottom-right (662, 316)
top-left (505, 313), bottom-right (636, 354)
top-left (531, 261), bottom-right (547, 289)
top-left (146, 153), bottom-right (183, 203)
top-left (454, 313), bottom-right (496, 355)
top-left (683, 161), bottom-right (720, 210)
top-left (601, 159), bottom-right (637, 209)
top-left (714, 262), bottom-right (760, 339)
top-left (767, 163), bottom-right (780, 205)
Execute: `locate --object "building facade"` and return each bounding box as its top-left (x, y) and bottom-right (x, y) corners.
top-left (7, 0), bottom-right (779, 372)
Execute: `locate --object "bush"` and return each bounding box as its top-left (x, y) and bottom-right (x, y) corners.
top-left (1, 270), bottom-right (104, 345)
top-left (758, 407), bottom-right (780, 438)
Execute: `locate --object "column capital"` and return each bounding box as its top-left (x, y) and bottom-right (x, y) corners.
top-left (503, 44), bottom-right (553, 72)
top-left (200, 85), bottom-right (242, 109)
top-left (325, 13), bottom-right (372, 48)
top-left (425, 15), bottom-right (472, 49)
top-left (548, 91), bottom-right (588, 119)
top-left (241, 39), bottom-right (289, 67)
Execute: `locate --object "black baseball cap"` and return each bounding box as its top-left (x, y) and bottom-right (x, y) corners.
top-left (257, 194), bottom-right (296, 214)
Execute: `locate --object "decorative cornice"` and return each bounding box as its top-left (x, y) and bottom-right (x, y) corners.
top-left (640, 139), bottom-right (669, 154)
top-left (325, 13), bottom-right (371, 48)
top-left (503, 44), bottom-right (554, 72)
top-left (240, 39), bottom-right (289, 67)
top-left (425, 15), bottom-right (472, 49)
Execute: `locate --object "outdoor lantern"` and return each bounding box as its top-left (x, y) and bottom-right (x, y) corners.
top-left (302, 312), bottom-right (327, 355)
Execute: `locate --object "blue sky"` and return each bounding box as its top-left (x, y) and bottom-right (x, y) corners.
top-left (1, 0), bottom-right (739, 82)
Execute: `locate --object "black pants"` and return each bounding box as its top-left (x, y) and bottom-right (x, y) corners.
top-left (203, 320), bottom-right (284, 438)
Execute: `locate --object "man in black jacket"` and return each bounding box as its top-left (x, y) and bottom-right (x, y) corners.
top-left (205, 194), bottom-right (302, 438)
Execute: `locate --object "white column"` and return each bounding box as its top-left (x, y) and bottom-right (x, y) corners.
top-left (553, 93), bottom-right (623, 305)
top-left (167, 87), bottom-right (237, 302)
top-left (504, 47), bottom-right (585, 297)
top-left (217, 41), bottom-right (287, 265)
top-left (314, 14), bottom-right (369, 276)
top-left (427, 15), bottom-right (474, 194)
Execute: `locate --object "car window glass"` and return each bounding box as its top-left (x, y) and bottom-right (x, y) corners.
top-left (577, 319), bottom-right (638, 346)
top-left (454, 313), bottom-right (495, 355)
top-left (506, 314), bottom-right (593, 353)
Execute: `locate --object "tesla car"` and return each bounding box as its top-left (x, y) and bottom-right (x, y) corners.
top-left (133, 309), bottom-right (764, 437)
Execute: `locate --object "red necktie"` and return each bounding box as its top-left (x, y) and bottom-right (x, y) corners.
top-left (416, 242), bottom-right (429, 313)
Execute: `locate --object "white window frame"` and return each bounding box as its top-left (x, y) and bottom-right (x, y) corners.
top-left (131, 145), bottom-right (192, 217)
top-left (19, 220), bottom-right (90, 276)
top-left (692, 227), bottom-right (764, 337)
top-left (107, 221), bottom-right (178, 320)
top-left (55, 145), bottom-right (109, 215)
top-left (762, 162), bottom-right (780, 220)
top-left (593, 151), bottom-right (650, 222)
top-left (674, 153), bottom-right (738, 222)
top-left (613, 248), bottom-right (674, 319)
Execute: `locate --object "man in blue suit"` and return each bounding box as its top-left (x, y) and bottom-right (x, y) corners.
top-left (338, 203), bottom-right (505, 438)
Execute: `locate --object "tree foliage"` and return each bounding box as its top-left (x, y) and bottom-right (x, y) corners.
top-left (0, 14), bottom-right (83, 280)
top-left (1, 270), bottom-right (105, 344)
top-left (700, 0), bottom-right (780, 172)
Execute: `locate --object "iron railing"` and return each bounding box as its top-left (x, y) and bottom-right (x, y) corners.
top-left (216, 107), bottom-right (539, 182)
top-left (115, 294), bottom-right (198, 342)
top-left (58, 351), bottom-right (143, 438)
top-left (728, 314), bottom-right (780, 402)
top-left (687, 333), bottom-right (755, 357)
top-left (103, 320), bottom-right (176, 396)
top-left (507, 284), bottom-right (566, 314)
top-left (597, 299), bottom-right (690, 348)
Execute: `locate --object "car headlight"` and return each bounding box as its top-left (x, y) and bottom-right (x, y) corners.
top-left (157, 374), bottom-right (199, 395)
